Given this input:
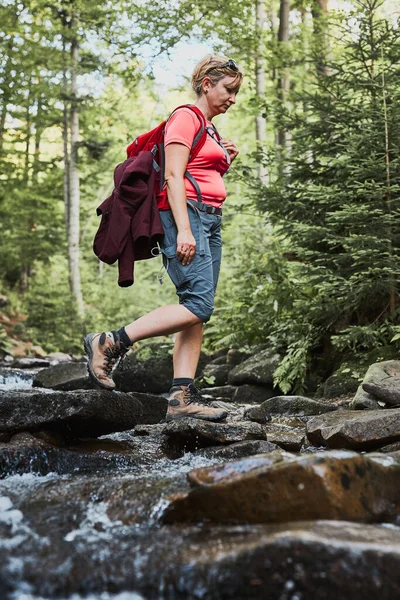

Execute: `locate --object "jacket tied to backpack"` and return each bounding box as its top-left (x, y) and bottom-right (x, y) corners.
top-left (93, 151), bottom-right (164, 287)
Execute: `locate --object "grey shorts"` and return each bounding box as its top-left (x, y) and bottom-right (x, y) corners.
top-left (159, 203), bottom-right (222, 323)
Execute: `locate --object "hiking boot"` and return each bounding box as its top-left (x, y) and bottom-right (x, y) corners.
top-left (166, 383), bottom-right (228, 422)
top-left (83, 330), bottom-right (128, 390)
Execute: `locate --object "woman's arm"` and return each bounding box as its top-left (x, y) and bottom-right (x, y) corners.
top-left (164, 142), bottom-right (196, 266)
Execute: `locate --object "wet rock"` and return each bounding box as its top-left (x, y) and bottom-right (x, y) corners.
top-left (363, 378), bottom-right (400, 406)
top-left (161, 419), bottom-right (267, 453)
top-left (195, 440), bottom-right (282, 460)
top-left (2, 516), bottom-right (400, 600)
top-left (163, 451), bottom-right (400, 524)
top-left (351, 360), bottom-right (400, 410)
top-left (247, 396), bottom-right (337, 420)
top-left (201, 364), bottom-right (231, 387)
top-left (233, 384), bottom-right (275, 404)
top-left (200, 385), bottom-right (237, 401)
top-left (265, 426), bottom-right (305, 451)
top-left (0, 389), bottom-right (166, 439)
top-left (227, 348), bottom-right (280, 386)
top-left (376, 441), bottom-right (400, 453)
top-left (32, 361), bottom-right (95, 391)
top-left (307, 409), bottom-right (400, 450)
top-left (127, 392), bottom-right (167, 424)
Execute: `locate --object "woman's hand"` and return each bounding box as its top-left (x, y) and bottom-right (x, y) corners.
top-left (177, 230), bottom-right (196, 265)
top-left (221, 139), bottom-right (239, 162)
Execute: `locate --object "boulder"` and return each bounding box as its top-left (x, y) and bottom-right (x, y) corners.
top-left (12, 357), bottom-right (51, 369)
top-left (307, 408), bottom-right (400, 450)
top-left (227, 348), bottom-right (280, 387)
top-left (362, 377), bottom-right (400, 406)
top-left (226, 348), bottom-right (250, 366)
top-left (351, 360), bottom-right (400, 409)
top-left (233, 384), bottom-right (275, 404)
top-left (324, 373), bottom-right (360, 398)
top-left (32, 362), bottom-right (94, 391)
top-left (201, 364), bottom-right (231, 387)
top-left (0, 389), bottom-right (167, 439)
top-left (247, 396), bottom-right (337, 419)
top-left (194, 440), bottom-right (282, 460)
top-left (161, 419), bottom-right (267, 453)
top-left (162, 450), bottom-right (400, 524)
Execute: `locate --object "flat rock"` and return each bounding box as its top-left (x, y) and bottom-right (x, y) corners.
top-left (264, 425), bottom-right (306, 451)
top-left (0, 390), bottom-right (167, 439)
top-left (363, 378), bottom-right (400, 406)
top-left (161, 419), bottom-right (266, 452)
top-left (11, 357), bottom-right (51, 369)
top-left (162, 451), bottom-right (400, 524)
top-left (233, 384), bottom-right (275, 404)
top-left (351, 360), bottom-right (400, 409)
top-left (195, 440), bottom-right (282, 460)
top-left (307, 409), bottom-right (400, 450)
top-left (248, 395), bottom-right (337, 418)
top-left (227, 348), bottom-right (280, 386)
top-left (32, 362), bottom-right (95, 391)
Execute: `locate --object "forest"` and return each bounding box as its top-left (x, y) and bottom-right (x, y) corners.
top-left (1, 0), bottom-right (399, 394)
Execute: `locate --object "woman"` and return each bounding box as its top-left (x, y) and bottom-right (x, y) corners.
top-left (84, 55), bottom-right (243, 422)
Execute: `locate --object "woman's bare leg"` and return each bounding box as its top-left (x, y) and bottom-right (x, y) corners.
top-left (124, 304), bottom-right (201, 343)
top-left (173, 322), bottom-right (203, 379)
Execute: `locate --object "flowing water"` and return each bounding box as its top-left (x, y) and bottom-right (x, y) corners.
top-left (1, 368), bottom-right (400, 600)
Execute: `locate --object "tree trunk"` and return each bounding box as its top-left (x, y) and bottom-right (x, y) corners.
top-left (255, 0), bottom-right (268, 184)
top-left (277, 0), bottom-right (290, 151)
top-left (68, 12), bottom-right (84, 318)
top-left (311, 0), bottom-right (330, 76)
top-left (62, 26), bottom-right (70, 233)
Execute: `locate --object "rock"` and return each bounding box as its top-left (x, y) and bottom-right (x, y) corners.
top-left (227, 348), bottom-right (281, 387)
top-left (113, 353), bottom-right (173, 393)
top-left (32, 361), bottom-right (95, 391)
top-left (363, 378), bottom-right (400, 406)
top-left (324, 373), bottom-right (360, 398)
top-left (162, 450), bottom-right (400, 524)
top-left (233, 384), bottom-right (275, 404)
top-left (200, 386), bottom-right (237, 401)
top-left (161, 419), bottom-right (267, 453)
top-left (0, 389), bottom-right (166, 439)
top-left (248, 396), bottom-right (337, 419)
top-left (195, 440), bottom-right (282, 460)
top-left (127, 392), bottom-right (168, 424)
top-left (201, 364), bottom-right (231, 387)
top-left (307, 408), bottom-right (400, 450)
top-left (208, 355), bottom-right (227, 365)
top-left (379, 441), bottom-right (400, 453)
top-left (226, 348), bottom-right (249, 366)
top-left (264, 426), bottom-right (306, 451)
top-left (351, 360), bottom-right (400, 410)
top-left (12, 357), bottom-right (51, 369)
top-left (2, 514), bottom-right (400, 599)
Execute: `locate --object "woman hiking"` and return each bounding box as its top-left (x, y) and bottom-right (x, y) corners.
top-left (84, 55), bottom-right (243, 422)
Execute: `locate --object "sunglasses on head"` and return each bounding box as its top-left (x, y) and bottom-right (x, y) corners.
top-left (206, 59), bottom-right (239, 73)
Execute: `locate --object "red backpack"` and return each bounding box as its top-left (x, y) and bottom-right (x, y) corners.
top-left (126, 104), bottom-right (211, 209)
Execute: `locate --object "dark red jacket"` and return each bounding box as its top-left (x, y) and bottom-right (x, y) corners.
top-left (93, 151), bottom-right (164, 287)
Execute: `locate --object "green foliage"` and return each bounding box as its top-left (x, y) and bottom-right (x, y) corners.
top-left (25, 259), bottom-right (84, 354)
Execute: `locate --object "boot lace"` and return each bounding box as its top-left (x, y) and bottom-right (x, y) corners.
top-left (103, 343), bottom-right (128, 375)
top-left (182, 384), bottom-right (212, 406)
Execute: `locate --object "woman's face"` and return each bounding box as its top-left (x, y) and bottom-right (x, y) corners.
top-left (204, 75), bottom-right (239, 116)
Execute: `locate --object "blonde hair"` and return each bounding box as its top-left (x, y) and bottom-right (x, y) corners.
top-left (191, 55), bottom-right (244, 97)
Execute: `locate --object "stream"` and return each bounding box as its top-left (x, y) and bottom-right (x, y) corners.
top-left (1, 367), bottom-right (400, 600)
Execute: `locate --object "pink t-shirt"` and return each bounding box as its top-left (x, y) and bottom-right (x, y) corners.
top-left (160, 107), bottom-right (229, 209)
